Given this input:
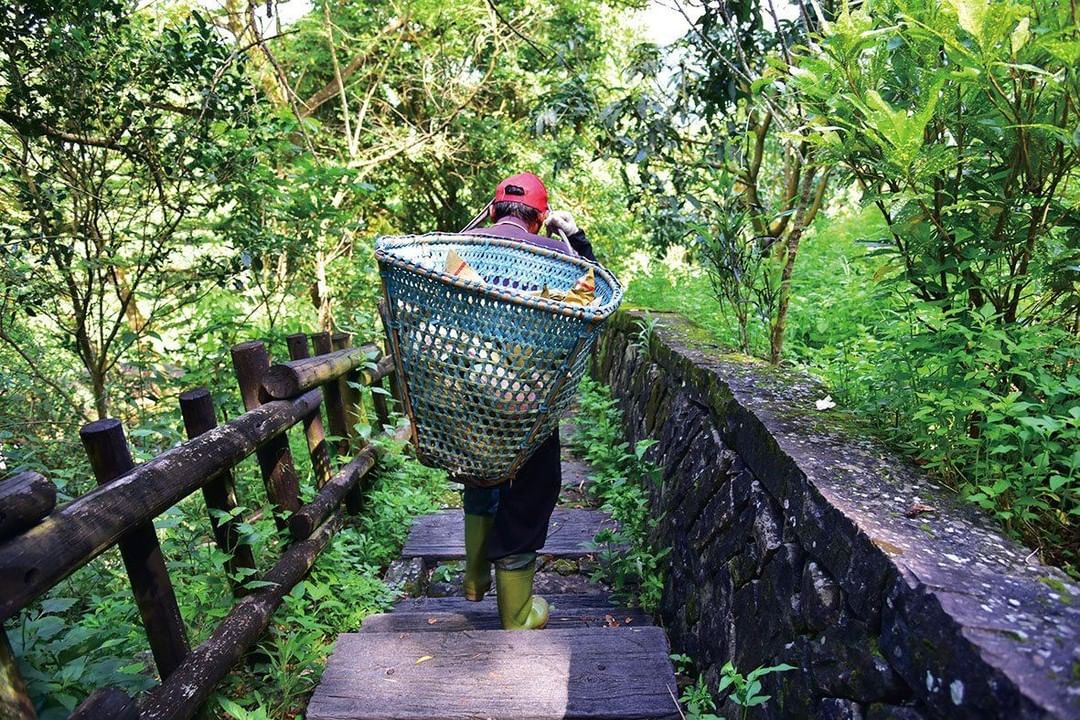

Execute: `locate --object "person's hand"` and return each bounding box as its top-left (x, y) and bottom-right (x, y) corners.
top-left (545, 210), bottom-right (579, 238)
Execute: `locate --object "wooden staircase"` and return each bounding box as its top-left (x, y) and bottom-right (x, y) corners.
top-left (307, 454), bottom-right (681, 720)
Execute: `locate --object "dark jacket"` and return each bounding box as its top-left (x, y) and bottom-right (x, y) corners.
top-left (464, 217), bottom-right (597, 263)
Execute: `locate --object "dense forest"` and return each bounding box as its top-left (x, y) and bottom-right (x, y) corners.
top-left (1, 0), bottom-right (1077, 717)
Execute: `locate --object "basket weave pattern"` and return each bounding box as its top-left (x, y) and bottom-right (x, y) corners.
top-left (376, 233), bottom-right (623, 487)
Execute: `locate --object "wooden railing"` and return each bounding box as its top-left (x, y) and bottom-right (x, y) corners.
top-left (0, 331), bottom-right (401, 720)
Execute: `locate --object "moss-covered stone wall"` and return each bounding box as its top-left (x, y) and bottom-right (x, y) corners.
top-left (594, 311), bottom-right (1079, 720)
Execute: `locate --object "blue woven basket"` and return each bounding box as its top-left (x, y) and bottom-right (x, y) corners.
top-left (376, 233), bottom-right (623, 487)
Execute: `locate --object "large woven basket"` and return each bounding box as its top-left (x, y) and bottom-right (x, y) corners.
top-left (376, 233), bottom-right (623, 487)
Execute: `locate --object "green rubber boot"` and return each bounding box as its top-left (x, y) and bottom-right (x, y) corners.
top-left (495, 557), bottom-right (549, 630)
top-left (463, 514), bottom-right (495, 601)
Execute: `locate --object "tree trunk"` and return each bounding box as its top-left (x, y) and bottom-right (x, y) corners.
top-left (769, 225), bottom-right (804, 365)
top-left (768, 164), bottom-right (831, 365)
top-left (310, 249), bottom-right (334, 332)
top-left (91, 366), bottom-right (109, 420)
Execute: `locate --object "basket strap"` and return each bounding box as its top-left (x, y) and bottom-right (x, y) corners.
top-left (459, 201), bottom-right (493, 232)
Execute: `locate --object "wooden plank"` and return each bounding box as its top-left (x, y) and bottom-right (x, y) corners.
top-left (560, 457), bottom-right (592, 489)
top-left (80, 419), bottom-right (190, 679)
top-left (307, 627), bottom-right (679, 720)
top-left (361, 595), bottom-right (651, 633)
top-left (0, 390), bottom-right (322, 622)
top-left (0, 471), bottom-right (56, 541)
top-left (401, 509), bottom-right (618, 560)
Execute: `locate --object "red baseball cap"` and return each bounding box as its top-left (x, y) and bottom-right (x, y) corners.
top-left (494, 172), bottom-right (548, 213)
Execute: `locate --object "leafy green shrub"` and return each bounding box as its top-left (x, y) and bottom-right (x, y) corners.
top-left (573, 375), bottom-right (668, 613)
top-left (789, 0), bottom-right (1080, 571)
top-left (669, 653), bottom-right (794, 720)
top-left (840, 304), bottom-right (1080, 566)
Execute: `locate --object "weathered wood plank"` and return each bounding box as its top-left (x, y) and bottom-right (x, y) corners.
top-left (401, 509), bottom-right (618, 560)
top-left (560, 457), bottom-right (592, 489)
top-left (361, 594), bottom-right (651, 633)
top-left (390, 593), bottom-right (639, 614)
top-left (0, 390), bottom-right (322, 622)
top-left (0, 471), bottom-right (56, 541)
top-left (307, 627), bottom-right (679, 720)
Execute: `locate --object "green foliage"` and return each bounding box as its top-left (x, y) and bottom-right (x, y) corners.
top-left (680, 674), bottom-right (723, 720)
top-left (0, 1), bottom-right (263, 419)
top-left (786, 0), bottom-right (1080, 570)
top-left (793, 0), bottom-right (1080, 324)
top-left (573, 373), bottom-right (667, 613)
top-left (12, 432), bottom-right (449, 719)
top-left (717, 661), bottom-right (796, 719)
top-left (668, 653), bottom-right (794, 720)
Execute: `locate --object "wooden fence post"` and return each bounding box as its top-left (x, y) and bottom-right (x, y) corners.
top-left (331, 332), bottom-right (365, 445)
top-left (332, 332), bottom-right (368, 514)
top-left (313, 333), bottom-right (359, 513)
top-left (371, 376), bottom-right (391, 432)
top-left (230, 341), bottom-right (302, 530)
top-left (79, 419), bottom-right (190, 680)
top-left (286, 334), bottom-right (333, 489)
top-left (312, 332), bottom-right (349, 457)
top-left (178, 388), bottom-right (257, 594)
top-left (0, 628), bottom-right (35, 719)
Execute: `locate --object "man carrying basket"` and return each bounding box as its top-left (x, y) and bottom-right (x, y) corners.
top-left (459, 172), bottom-right (596, 630)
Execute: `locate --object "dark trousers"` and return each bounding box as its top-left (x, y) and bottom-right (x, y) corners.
top-left (462, 430), bottom-right (562, 561)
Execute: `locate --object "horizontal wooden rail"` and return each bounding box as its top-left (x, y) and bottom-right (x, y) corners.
top-left (362, 354), bottom-right (395, 386)
top-left (287, 421), bottom-right (411, 540)
top-left (70, 688), bottom-right (139, 720)
top-left (262, 344), bottom-right (379, 399)
top-left (290, 447), bottom-right (376, 539)
top-left (0, 471), bottom-right (57, 541)
top-left (0, 389), bottom-right (322, 622)
top-left (137, 512), bottom-right (344, 720)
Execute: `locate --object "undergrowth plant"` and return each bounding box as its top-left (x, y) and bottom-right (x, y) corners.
top-left (12, 430), bottom-right (450, 720)
top-left (573, 375), bottom-right (668, 613)
top-left (671, 654), bottom-right (795, 720)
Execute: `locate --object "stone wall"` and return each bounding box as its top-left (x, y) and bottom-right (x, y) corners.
top-left (593, 311), bottom-right (1079, 720)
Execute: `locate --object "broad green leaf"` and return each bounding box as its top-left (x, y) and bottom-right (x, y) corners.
top-left (1010, 17), bottom-right (1030, 56)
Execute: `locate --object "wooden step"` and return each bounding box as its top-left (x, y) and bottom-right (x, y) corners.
top-left (308, 626), bottom-right (679, 720)
top-left (401, 508), bottom-right (618, 560)
top-left (359, 594), bottom-right (651, 633)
